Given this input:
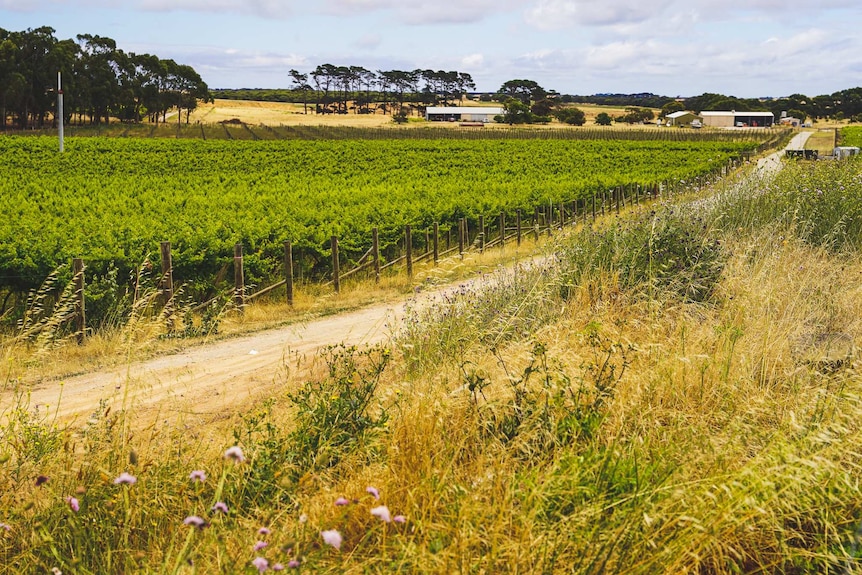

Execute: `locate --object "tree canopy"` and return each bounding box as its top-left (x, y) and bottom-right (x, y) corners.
top-left (0, 26), bottom-right (210, 129)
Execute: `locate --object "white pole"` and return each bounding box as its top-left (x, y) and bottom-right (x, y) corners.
top-left (58, 71), bottom-right (64, 153)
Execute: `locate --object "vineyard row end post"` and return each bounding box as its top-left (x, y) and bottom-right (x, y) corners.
top-left (73, 257), bottom-right (85, 345)
top-left (234, 243), bottom-right (245, 311)
top-left (160, 241), bottom-right (174, 332)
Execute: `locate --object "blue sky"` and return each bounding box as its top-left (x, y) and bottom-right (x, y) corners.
top-left (2, 0), bottom-right (861, 98)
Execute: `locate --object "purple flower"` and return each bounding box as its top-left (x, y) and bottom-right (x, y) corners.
top-left (35, 475), bottom-right (49, 487)
top-left (365, 486), bottom-right (380, 500)
top-left (393, 515), bottom-right (406, 524)
top-left (334, 497), bottom-right (350, 506)
top-left (224, 446), bottom-right (245, 462)
top-left (211, 501), bottom-right (229, 514)
top-left (253, 540), bottom-right (268, 551)
top-left (183, 515), bottom-right (207, 529)
top-left (258, 527), bottom-right (271, 536)
top-left (0, 523), bottom-right (11, 532)
top-left (65, 496), bottom-right (79, 513)
top-left (272, 563), bottom-right (285, 571)
top-left (113, 472), bottom-right (137, 485)
top-left (189, 470), bottom-right (206, 482)
top-left (287, 560), bottom-right (300, 569)
top-left (371, 505), bottom-right (391, 523)
top-left (320, 529), bottom-right (343, 550)
top-left (251, 556), bottom-right (269, 573)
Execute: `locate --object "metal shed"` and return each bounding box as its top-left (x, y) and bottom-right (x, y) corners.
top-left (700, 110), bottom-right (775, 128)
top-left (665, 111), bottom-right (702, 127)
top-left (425, 106), bottom-right (504, 123)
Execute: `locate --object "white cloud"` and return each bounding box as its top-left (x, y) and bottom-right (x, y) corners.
top-left (525, 0), bottom-right (674, 29)
top-left (461, 53), bottom-right (485, 67)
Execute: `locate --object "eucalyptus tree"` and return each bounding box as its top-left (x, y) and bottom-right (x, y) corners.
top-left (288, 69), bottom-right (311, 114)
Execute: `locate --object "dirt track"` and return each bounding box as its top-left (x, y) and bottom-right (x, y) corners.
top-left (5, 132), bottom-right (811, 427)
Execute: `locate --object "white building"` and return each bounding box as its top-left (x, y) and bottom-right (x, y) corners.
top-left (700, 110), bottom-right (775, 128)
top-left (425, 106), bottom-right (504, 123)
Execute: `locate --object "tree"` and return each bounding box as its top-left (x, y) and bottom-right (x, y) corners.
top-left (289, 69), bottom-right (310, 114)
top-left (499, 98), bottom-right (532, 124)
top-left (554, 107), bottom-right (586, 126)
top-left (531, 98), bottom-right (556, 117)
top-left (497, 79), bottom-right (546, 105)
top-left (660, 100), bottom-right (685, 118)
top-left (595, 112), bottom-right (612, 126)
top-left (615, 107), bottom-right (655, 124)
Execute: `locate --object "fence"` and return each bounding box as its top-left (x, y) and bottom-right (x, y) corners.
top-left (43, 155), bottom-right (750, 343)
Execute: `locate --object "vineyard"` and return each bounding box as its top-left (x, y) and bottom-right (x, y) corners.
top-left (0, 134), bottom-right (765, 306)
top-left (842, 125), bottom-right (862, 147)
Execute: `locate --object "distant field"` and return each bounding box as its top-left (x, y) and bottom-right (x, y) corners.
top-left (842, 125), bottom-right (862, 147)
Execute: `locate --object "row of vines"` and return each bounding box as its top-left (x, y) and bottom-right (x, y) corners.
top-left (0, 136), bottom-right (759, 300)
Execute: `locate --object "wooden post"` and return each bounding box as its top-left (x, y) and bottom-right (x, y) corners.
top-left (458, 218), bottom-right (465, 258)
top-left (546, 205), bottom-right (552, 237)
top-left (159, 241), bottom-right (174, 331)
top-left (559, 201), bottom-right (565, 229)
top-left (284, 240), bottom-right (294, 306)
top-left (592, 193), bottom-right (596, 221)
top-left (478, 214), bottom-right (485, 251)
top-left (331, 235), bottom-right (340, 293)
top-left (433, 222), bottom-right (439, 265)
top-left (372, 227), bottom-right (380, 283)
top-left (73, 258), bottom-right (85, 344)
top-left (601, 191), bottom-right (606, 216)
top-left (405, 225), bottom-right (413, 278)
top-left (516, 209), bottom-right (522, 246)
top-left (425, 228), bottom-right (431, 259)
top-left (534, 206), bottom-right (540, 240)
top-left (616, 187), bottom-right (621, 214)
top-left (499, 212), bottom-right (505, 249)
top-left (234, 243), bottom-right (245, 311)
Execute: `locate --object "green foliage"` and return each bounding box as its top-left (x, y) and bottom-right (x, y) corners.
top-left (842, 126), bottom-right (862, 147)
top-left (616, 106), bottom-right (656, 124)
top-left (284, 345), bottom-right (390, 483)
top-left (554, 107), bottom-right (586, 125)
top-left (596, 112), bottom-right (613, 126)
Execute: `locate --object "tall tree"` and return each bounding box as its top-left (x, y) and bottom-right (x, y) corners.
top-left (288, 69), bottom-right (310, 114)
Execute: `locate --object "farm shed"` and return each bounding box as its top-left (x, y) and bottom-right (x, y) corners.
top-left (425, 106), bottom-right (504, 122)
top-left (665, 111), bottom-right (702, 127)
top-left (700, 110), bottom-right (775, 128)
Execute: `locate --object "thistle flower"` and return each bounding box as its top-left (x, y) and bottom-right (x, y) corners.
top-left (113, 472), bottom-right (137, 485)
top-left (272, 564), bottom-right (285, 571)
top-left (365, 486), bottom-right (380, 500)
top-left (334, 497), bottom-right (350, 506)
top-left (253, 541), bottom-right (268, 551)
top-left (371, 505), bottom-right (391, 523)
top-left (65, 496), bottom-right (79, 513)
top-left (36, 475), bottom-right (49, 487)
top-left (211, 501), bottom-right (229, 514)
top-left (0, 523), bottom-right (10, 532)
top-left (189, 470), bottom-right (207, 482)
top-left (320, 529), bottom-right (343, 550)
top-left (183, 516), bottom-right (207, 529)
top-left (224, 446), bottom-right (245, 462)
top-left (287, 560), bottom-right (300, 569)
top-left (251, 556), bottom-right (269, 573)
top-left (393, 515), bottom-right (406, 524)
top-left (258, 527), bottom-right (271, 536)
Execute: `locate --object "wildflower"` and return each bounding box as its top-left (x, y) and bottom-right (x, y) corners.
top-left (365, 486), bottom-right (380, 499)
top-left (287, 560), bottom-right (300, 569)
top-left (272, 564), bottom-right (285, 571)
top-left (251, 556), bottom-right (269, 573)
top-left (334, 497), bottom-right (350, 506)
top-left (320, 529), bottom-right (343, 550)
top-left (393, 515), bottom-right (406, 524)
top-left (65, 496), bottom-right (80, 513)
top-left (211, 501), bottom-right (229, 514)
top-left (189, 470), bottom-right (207, 482)
top-left (0, 523), bottom-right (10, 532)
top-left (298, 514), bottom-right (307, 524)
top-left (253, 541), bottom-right (268, 551)
top-left (36, 475), bottom-right (49, 487)
top-left (183, 515), bottom-right (207, 529)
top-left (371, 505), bottom-right (391, 523)
top-left (51, 568), bottom-right (62, 575)
top-left (258, 527), bottom-right (271, 536)
top-left (224, 446), bottom-right (246, 462)
top-left (113, 472), bottom-right (137, 485)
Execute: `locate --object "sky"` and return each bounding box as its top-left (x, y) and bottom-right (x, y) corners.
top-left (2, 0), bottom-right (861, 99)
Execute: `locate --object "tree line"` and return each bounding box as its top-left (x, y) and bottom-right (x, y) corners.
top-left (0, 26), bottom-right (211, 130)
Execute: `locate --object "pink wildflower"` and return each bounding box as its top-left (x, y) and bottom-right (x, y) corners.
top-left (320, 529), bottom-right (343, 550)
top-left (65, 496), bottom-right (79, 513)
top-left (258, 527), bottom-right (271, 536)
top-left (394, 515), bottom-right (407, 524)
top-left (113, 472), bottom-right (137, 485)
top-left (211, 501), bottom-right (229, 514)
top-left (189, 470), bottom-right (206, 482)
top-left (371, 505), bottom-right (391, 523)
top-left (287, 559), bottom-right (300, 569)
top-left (334, 497), bottom-right (350, 506)
top-left (251, 556), bottom-right (269, 573)
top-left (272, 563), bottom-right (285, 571)
top-left (224, 446), bottom-right (245, 462)
top-left (0, 523), bottom-right (11, 532)
top-left (365, 486), bottom-right (380, 499)
top-left (183, 515), bottom-right (207, 529)
top-left (253, 540), bottom-right (268, 551)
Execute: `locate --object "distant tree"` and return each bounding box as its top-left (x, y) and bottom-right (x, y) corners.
top-left (660, 100), bottom-right (685, 118)
top-left (554, 107), bottom-right (586, 126)
top-left (595, 112), bottom-right (612, 126)
top-left (531, 98), bottom-right (556, 117)
top-left (787, 108), bottom-right (807, 122)
top-left (289, 69), bottom-right (310, 114)
top-left (499, 98), bottom-right (532, 124)
top-left (616, 107), bottom-right (654, 124)
top-left (497, 79), bottom-right (546, 105)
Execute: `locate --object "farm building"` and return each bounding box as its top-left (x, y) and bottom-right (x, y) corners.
top-left (665, 111), bottom-right (703, 127)
top-left (425, 106), bottom-right (504, 123)
top-left (700, 110), bottom-right (775, 128)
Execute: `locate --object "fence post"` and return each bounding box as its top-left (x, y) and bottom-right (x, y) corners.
top-left (73, 258), bottom-right (85, 344)
top-left (499, 212), bottom-right (505, 249)
top-left (284, 240), bottom-right (294, 306)
top-left (478, 215), bottom-right (485, 252)
top-left (546, 205), bottom-right (552, 237)
top-left (405, 225), bottom-right (413, 278)
top-left (372, 227), bottom-right (380, 283)
top-left (616, 187), bottom-right (621, 214)
top-left (516, 209), bottom-right (522, 246)
top-left (534, 207), bottom-right (540, 241)
top-left (425, 229), bottom-right (431, 259)
top-left (559, 201), bottom-right (565, 229)
top-left (433, 222), bottom-right (439, 265)
top-left (234, 243), bottom-right (245, 311)
top-left (331, 235), bottom-right (340, 293)
top-left (458, 218), bottom-right (465, 259)
top-left (159, 241), bottom-right (174, 331)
